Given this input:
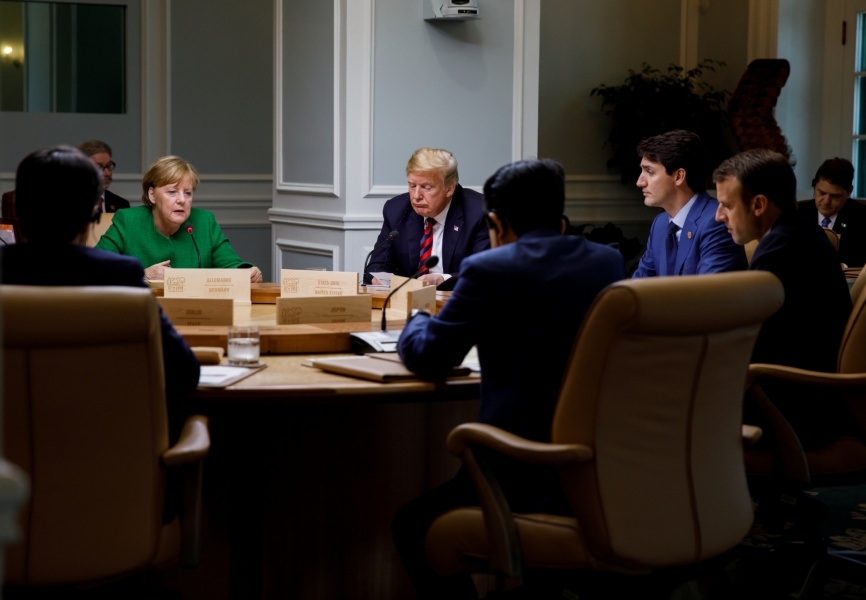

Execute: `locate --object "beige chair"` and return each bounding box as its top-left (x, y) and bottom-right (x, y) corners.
top-left (849, 265), bottom-right (866, 303)
top-left (1, 285), bottom-right (209, 588)
top-left (424, 272), bottom-right (784, 590)
top-left (745, 270), bottom-right (866, 485)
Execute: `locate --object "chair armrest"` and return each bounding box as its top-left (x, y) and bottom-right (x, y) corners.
top-left (746, 383), bottom-right (809, 486)
top-left (446, 422), bottom-right (594, 467)
top-left (742, 424), bottom-right (763, 445)
top-left (162, 415), bottom-right (210, 468)
top-left (443, 423), bottom-right (593, 581)
top-left (748, 363), bottom-right (866, 390)
top-left (161, 415), bottom-right (210, 568)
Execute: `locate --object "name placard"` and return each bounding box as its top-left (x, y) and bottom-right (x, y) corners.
top-left (157, 297), bottom-right (234, 326)
top-left (276, 295), bottom-right (372, 324)
top-left (163, 268), bottom-right (252, 304)
top-left (280, 269), bottom-right (358, 297)
top-left (386, 284), bottom-right (436, 322)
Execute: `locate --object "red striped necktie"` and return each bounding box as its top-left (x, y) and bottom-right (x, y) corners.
top-left (419, 217), bottom-right (435, 273)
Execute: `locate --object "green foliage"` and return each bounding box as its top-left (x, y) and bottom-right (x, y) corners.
top-left (590, 59), bottom-right (734, 185)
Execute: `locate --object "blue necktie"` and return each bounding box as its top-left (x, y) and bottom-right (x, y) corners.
top-left (821, 216), bottom-right (831, 229)
top-left (665, 221), bottom-right (680, 276)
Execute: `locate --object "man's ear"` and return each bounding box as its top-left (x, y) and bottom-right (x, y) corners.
top-left (487, 210), bottom-right (507, 238)
top-left (752, 194), bottom-right (769, 216)
top-left (673, 168), bottom-right (687, 187)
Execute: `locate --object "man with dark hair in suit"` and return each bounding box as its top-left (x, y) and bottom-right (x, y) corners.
top-left (392, 159), bottom-right (625, 599)
top-left (798, 157), bottom-right (866, 267)
top-left (365, 147), bottom-right (489, 290)
top-left (632, 129), bottom-right (747, 277)
top-left (77, 139), bottom-right (131, 213)
top-left (714, 148), bottom-right (852, 448)
top-left (0, 145), bottom-right (199, 408)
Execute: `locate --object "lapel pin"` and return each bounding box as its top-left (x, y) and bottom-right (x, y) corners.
top-left (454, 225), bottom-right (459, 232)
top-left (687, 231), bottom-right (693, 239)
top-left (842, 223), bottom-right (847, 228)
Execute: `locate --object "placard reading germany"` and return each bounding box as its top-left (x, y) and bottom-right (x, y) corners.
top-left (280, 269), bottom-right (358, 297)
top-left (163, 268), bottom-right (252, 304)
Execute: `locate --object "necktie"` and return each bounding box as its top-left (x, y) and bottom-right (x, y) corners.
top-left (418, 218), bottom-right (434, 274)
top-left (821, 216), bottom-right (831, 229)
top-left (665, 220), bottom-right (680, 276)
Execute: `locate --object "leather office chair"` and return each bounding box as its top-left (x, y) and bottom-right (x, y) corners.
top-left (745, 265), bottom-right (866, 485)
top-left (1, 285), bottom-right (209, 588)
top-left (424, 271), bottom-right (784, 591)
top-left (850, 265), bottom-right (866, 303)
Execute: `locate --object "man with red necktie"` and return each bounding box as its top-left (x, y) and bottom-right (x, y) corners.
top-left (366, 147), bottom-right (489, 290)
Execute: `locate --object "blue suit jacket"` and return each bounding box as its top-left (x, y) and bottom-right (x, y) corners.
top-left (398, 230), bottom-right (625, 443)
top-left (632, 192), bottom-right (747, 277)
top-left (365, 184), bottom-right (490, 288)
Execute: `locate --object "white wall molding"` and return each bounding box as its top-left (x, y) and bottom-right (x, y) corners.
top-left (141, 0), bottom-right (170, 165)
top-left (514, 0), bottom-right (540, 159)
top-left (748, 0), bottom-right (779, 60)
top-left (274, 238), bottom-right (340, 271)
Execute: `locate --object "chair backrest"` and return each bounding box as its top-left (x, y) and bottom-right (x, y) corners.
top-left (850, 267), bottom-right (866, 304)
top-left (552, 271), bottom-right (784, 568)
top-left (2, 285), bottom-right (171, 586)
top-left (823, 227), bottom-right (841, 251)
top-left (836, 280), bottom-right (866, 437)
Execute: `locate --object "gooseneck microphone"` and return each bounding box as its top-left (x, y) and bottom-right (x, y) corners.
top-left (186, 226), bottom-right (201, 268)
top-left (363, 230), bottom-right (399, 284)
top-left (380, 255), bottom-right (439, 331)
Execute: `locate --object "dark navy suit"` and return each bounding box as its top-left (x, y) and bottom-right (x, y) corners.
top-left (749, 215), bottom-right (853, 449)
top-left (392, 230), bottom-right (625, 598)
top-left (798, 198), bottom-right (866, 267)
top-left (633, 191), bottom-right (747, 277)
top-left (365, 184), bottom-right (489, 288)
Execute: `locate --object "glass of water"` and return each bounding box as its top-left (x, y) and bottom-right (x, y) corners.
top-left (227, 325), bottom-right (260, 365)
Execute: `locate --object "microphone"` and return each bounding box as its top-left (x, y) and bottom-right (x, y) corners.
top-left (186, 226), bottom-right (201, 268)
top-left (363, 230), bottom-right (399, 285)
top-left (380, 255), bottom-right (439, 331)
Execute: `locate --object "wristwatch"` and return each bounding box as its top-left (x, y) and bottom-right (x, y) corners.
top-left (409, 308), bottom-right (430, 320)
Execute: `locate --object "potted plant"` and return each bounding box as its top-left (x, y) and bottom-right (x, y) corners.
top-left (591, 59), bottom-right (734, 185)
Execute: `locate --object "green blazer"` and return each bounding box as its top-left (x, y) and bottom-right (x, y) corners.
top-left (96, 206), bottom-right (254, 270)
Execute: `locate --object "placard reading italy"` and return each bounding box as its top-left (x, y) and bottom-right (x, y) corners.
top-left (280, 269), bottom-right (358, 297)
top-left (163, 268), bottom-right (252, 304)
top-left (156, 297), bottom-right (234, 326)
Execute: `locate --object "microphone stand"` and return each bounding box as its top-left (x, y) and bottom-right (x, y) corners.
top-left (349, 255), bottom-right (439, 353)
top-left (363, 230), bottom-right (399, 285)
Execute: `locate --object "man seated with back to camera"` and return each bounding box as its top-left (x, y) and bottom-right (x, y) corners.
top-left (797, 157), bottom-right (866, 268)
top-left (713, 148), bottom-right (853, 450)
top-left (0, 146), bottom-right (200, 431)
top-left (365, 147), bottom-right (489, 291)
top-left (392, 159), bottom-right (626, 599)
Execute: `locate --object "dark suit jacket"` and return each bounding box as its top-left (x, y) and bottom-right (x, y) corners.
top-left (104, 189), bottom-right (131, 213)
top-left (797, 198), bottom-right (866, 267)
top-left (398, 229), bottom-right (625, 443)
top-left (0, 189), bottom-right (130, 220)
top-left (365, 184), bottom-right (489, 289)
top-left (632, 192), bottom-right (747, 277)
top-left (0, 244), bottom-right (200, 400)
top-left (749, 214), bottom-right (853, 448)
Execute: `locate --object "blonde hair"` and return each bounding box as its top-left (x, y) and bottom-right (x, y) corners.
top-left (405, 148), bottom-right (458, 185)
top-left (141, 155), bottom-right (200, 207)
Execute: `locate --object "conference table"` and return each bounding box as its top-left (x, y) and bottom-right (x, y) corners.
top-left (168, 285), bottom-right (481, 600)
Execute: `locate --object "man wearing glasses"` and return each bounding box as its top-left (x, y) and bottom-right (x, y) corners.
top-left (77, 140), bottom-right (130, 213)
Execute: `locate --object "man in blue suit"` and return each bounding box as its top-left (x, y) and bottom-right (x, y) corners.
top-left (365, 147), bottom-right (489, 291)
top-left (632, 130), bottom-right (747, 277)
top-left (392, 159), bottom-right (625, 599)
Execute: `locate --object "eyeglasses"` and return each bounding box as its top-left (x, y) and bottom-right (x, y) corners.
top-left (95, 161), bottom-right (116, 172)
